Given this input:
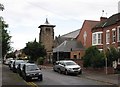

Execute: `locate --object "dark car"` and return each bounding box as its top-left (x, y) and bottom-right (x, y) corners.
top-left (22, 63), bottom-right (43, 81)
top-left (17, 62), bottom-right (26, 76)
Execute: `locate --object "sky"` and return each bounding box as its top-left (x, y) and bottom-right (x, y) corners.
top-left (0, 0), bottom-right (119, 50)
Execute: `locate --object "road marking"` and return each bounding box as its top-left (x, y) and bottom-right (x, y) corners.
top-left (28, 82), bottom-right (38, 87)
top-left (24, 80), bottom-right (38, 87)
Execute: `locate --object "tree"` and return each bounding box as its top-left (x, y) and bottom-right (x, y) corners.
top-left (83, 46), bottom-right (105, 68)
top-left (105, 47), bottom-right (119, 67)
top-left (23, 39), bottom-right (46, 61)
top-left (0, 17), bottom-right (11, 58)
top-left (0, 4), bottom-right (11, 59)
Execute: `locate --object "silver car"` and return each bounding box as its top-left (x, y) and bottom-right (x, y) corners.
top-left (53, 60), bottom-right (82, 75)
top-left (13, 60), bottom-right (25, 73)
top-left (9, 59), bottom-right (15, 70)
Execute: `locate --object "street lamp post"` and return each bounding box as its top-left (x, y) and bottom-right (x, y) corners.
top-left (57, 47), bottom-right (59, 61)
top-left (105, 54), bottom-right (108, 74)
top-left (57, 51), bottom-right (59, 61)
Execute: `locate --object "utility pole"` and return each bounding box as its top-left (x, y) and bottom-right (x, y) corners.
top-left (105, 54), bottom-right (108, 75)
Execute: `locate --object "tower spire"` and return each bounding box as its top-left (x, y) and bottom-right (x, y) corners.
top-left (44, 18), bottom-right (49, 24)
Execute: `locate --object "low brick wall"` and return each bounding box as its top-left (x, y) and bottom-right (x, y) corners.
top-left (104, 67), bottom-right (115, 74)
top-left (83, 67), bottom-right (115, 74)
top-left (71, 59), bottom-right (84, 67)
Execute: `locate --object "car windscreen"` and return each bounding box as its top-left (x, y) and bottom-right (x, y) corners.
top-left (65, 62), bottom-right (76, 66)
top-left (26, 65), bottom-right (39, 71)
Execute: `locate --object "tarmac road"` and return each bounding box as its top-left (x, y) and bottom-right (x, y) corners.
top-left (34, 68), bottom-right (115, 86)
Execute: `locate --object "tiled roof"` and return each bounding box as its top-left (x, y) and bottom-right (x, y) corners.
top-left (93, 13), bottom-right (120, 29)
top-left (61, 29), bottom-right (80, 39)
top-left (53, 39), bottom-right (84, 52)
top-left (54, 29), bottom-right (80, 46)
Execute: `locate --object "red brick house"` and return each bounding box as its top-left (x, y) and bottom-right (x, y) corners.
top-left (92, 13), bottom-right (120, 68)
top-left (76, 20), bottom-right (99, 49)
top-left (92, 13), bottom-right (120, 52)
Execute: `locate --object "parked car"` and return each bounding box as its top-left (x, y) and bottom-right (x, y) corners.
top-left (22, 63), bottom-right (43, 81)
top-left (4, 58), bottom-right (13, 65)
top-left (12, 60), bottom-right (25, 73)
top-left (17, 62), bottom-right (26, 76)
top-left (53, 60), bottom-right (82, 75)
top-left (9, 59), bottom-right (15, 70)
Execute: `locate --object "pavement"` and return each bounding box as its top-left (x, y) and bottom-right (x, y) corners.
top-left (38, 64), bottom-right (120, 86)
top-left (81, 69), bottom-right (119, 86)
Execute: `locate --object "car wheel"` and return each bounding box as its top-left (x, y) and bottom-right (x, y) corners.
top-left (65, 70), bottom-right (68, 75)
top-left (58, 69), bottom-right (62, 74)
top-left (79, 70), bottom-right (82, 74)
top-left (24, 76), bottom-right (29, 82)
top-left (38, 75), bottom-right (43, 81)
top-left (53, 68), bottom-right (56, 72)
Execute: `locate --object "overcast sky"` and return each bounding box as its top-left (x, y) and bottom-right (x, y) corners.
top-left (0, 0), bottom-right (119, 50)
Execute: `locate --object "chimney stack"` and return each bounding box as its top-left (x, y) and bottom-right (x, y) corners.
top-left (100, 17), bottom-right (107, 22)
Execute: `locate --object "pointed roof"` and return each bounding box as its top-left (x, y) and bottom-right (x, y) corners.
top-left (53, 39), bottom-right (84, 52)
top-left (61, 29), bottom-right (80, 39)
top-left (44, 18), bottom-right (50, 24)
top-left (38, 18), bottom-right (56, 28)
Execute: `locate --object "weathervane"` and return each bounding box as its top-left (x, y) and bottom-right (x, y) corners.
top-left (0, 3), bottom-right (4, 11)
top-left (101, 10), bottom-right (104, 17)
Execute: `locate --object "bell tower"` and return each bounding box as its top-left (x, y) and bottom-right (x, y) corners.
top-left (38, 18), bottom-right (56, 63)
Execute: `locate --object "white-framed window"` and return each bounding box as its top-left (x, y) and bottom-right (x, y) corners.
top-left (106, 30), bottom-right (110, 44)
top-left (117, 26), bottom-right (120, 42)
top-left (112, 28), bottom-right (116, 43)
top-left (92, 33), bottom-right (97, 44)
top-left (92, 32), bottom-right (103, 45)
top-left (98, 33), bottom-right (102, 44)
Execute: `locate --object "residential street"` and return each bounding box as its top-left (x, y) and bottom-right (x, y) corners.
top-left (1, 64), bottom-right (119, 87)
top-left (34, 69), bottom-right (111, 85)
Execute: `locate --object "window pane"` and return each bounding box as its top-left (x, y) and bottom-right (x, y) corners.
top-left (98, 33), bottom-right (101, 44)
top-left (112, 30), bottom-right (116, 42)
top-left (106, 31), bottom-right (110, 43)
top-left (118, 27), bottom-right (120, 41)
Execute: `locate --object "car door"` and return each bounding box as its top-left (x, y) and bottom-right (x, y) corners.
top-left (59, 62), bottom-right (65, 72)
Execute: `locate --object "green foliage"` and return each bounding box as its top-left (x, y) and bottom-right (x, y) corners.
top-left (23, 39), bottom-right (46, 61)
top-left (83, 46), bottom-right (105, 68)
top-left (37, 57), bottom-right (44, 65)
top-left (6, 51), bottom-right (16, 58)
top-left (105, 47), bottom-right (119, 67)
top-left (0, 18), bottom-right (11, 58)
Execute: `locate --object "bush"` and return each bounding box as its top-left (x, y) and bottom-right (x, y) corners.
top-left (37, 57), bottom-right (44, 65)
top-left (83, 46), bottom-right (105, 68)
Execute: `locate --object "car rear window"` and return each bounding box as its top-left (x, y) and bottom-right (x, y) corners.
top-left (26, 65), bottom-right (39, 71)
top-left (65, 61), bottom-right (76, 66)
top-left (15, 60), bottom-right (24, 65)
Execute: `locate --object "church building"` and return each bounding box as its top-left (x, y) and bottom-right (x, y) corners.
top-left (38, 18), bottom-right (56, 63)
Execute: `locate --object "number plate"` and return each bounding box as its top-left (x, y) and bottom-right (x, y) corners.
top-left (32, 77), bottom-right (38, 79)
